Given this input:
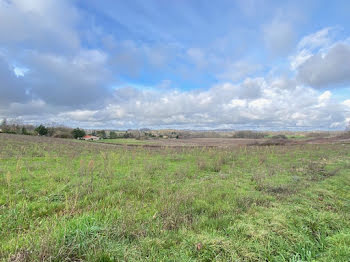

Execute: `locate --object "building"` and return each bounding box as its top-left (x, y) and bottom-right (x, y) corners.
top-left (82, 135), bottom-right (101, 141)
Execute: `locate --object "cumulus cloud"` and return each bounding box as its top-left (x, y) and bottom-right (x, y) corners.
top-left (21, 49), bottom-right (111, 107)
top-left (212, 78), bottom-right (263, 100)
top-left (0, 0), bottom-right (111, 111)
top-left (0, 0), bottom-right (80, 52)
top-left (19, 77), bottom-right (345, 130)
top-left (6, 99), bottom-right (48, 116)
top-left (2, 73), bottom-right (349, 130)
top-left (290, 28), bottom-right (337, 71)
top-left (343, 99), bottom-right (350, 107)
top-left (297, 43), bottom-right (350, 88)
top-left (289, 27), bottom-right (350, 89)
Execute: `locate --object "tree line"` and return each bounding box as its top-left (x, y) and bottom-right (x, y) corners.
top-left (0, 119), bottom-right (87, 139)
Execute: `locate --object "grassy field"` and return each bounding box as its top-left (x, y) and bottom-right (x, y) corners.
top-left (95, 138), bottom-right (156, 146)
top-left (0, 134), bottom-right (350, 261)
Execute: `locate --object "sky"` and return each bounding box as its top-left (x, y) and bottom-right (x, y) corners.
top-left (1, 0), bottom-right (350, 130)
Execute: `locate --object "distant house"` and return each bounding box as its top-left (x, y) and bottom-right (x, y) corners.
top-left (82, 135), bottom-right (101, 141)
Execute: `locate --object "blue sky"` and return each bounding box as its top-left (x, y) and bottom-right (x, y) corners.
top-left (0, 0), bottom-right (350, 130)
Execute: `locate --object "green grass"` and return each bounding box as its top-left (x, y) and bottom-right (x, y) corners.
top-left (265, 134), bottom-right (307, 140)
top-left (285, 134), bottom-right (307, 139)
top-left (0, 134), bottom-right (350, 261)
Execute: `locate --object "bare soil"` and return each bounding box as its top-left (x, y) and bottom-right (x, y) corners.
top-left (99, 136), bottom-right (350, 148)
top-left (2, 133), bottom-right (349, 150)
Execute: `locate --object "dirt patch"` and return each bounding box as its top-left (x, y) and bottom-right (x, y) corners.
top-left (95, 136), bottom-right (350, 149)
top-left (3, 133), bottom-right (349, 150)
top-left (98, 138), bottom-right (262, 148)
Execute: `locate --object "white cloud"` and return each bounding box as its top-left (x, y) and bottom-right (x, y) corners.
top-left (7, 99), bottom-right (47, 115)
top-left (290, 27), bottom-right (337, 71)
top-left (343, 100), bottom-right (350, 107)
top-left (290, 49), bottom-right (313, 71)
top-left (297, 27), bottom-right (334, 51)
top-left (10, 77), bottom-right (344, 130)
top-left (318, 91), bottom-right (331, 103)
top-left (21, 49), bottom-right (111, 106)
top-left (13, 66), bottom-right (29, 77)
top-left (297, 43), bottom-right (350, 88)
top-left (0, 0), bottom-right (80, 51)
top-left (226, 99), bottom-right (247, 108)
top-left (61, 110), bottom-right (99, 121)
top-left (290, 27), bottom-right (350, 88)
top-left (0, 0), bottom-right (110, 111)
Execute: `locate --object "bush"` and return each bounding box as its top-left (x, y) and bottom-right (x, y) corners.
top-left (271, 134), bottom-right (288, 139)
top-left (35, 125), bottom-right (48, 136)
top-left (21, 127), bottom-right (29, 135)
top-left (53, 131), bottom-right (74, 139)
top-left (96, 130), bottom-right (107, 139)
top-left (233, 131), bottom-right (266, 139)
top-left (305, 132), bottom-right (329, 138)
top-left (109, 131), bottom-right (118, 139)
top-left (336, 131), bottom-right (350, 139)
top-left (72, 128), bottom-right (86, 139)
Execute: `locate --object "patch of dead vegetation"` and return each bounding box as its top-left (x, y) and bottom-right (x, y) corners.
top-left (9, 250), bottom-right (31, 262)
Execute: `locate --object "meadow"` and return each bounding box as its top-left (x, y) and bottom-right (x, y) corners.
top-left (0, 134), bottom-right (350, 261)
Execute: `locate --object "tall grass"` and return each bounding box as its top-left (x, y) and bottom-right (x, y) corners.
top-left (0, 133), bottom-right (349, 261)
